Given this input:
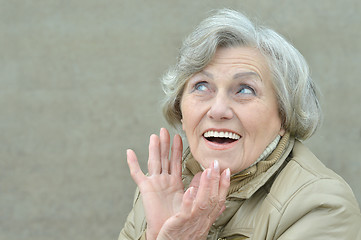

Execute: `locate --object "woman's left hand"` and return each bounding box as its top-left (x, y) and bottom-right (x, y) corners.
top-left (156, 160), bottom-right (230, 240)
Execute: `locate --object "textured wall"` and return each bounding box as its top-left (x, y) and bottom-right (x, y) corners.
top-left (1, 1), bottom-right (360, 239)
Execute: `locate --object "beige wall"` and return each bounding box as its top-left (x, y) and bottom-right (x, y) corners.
top-left (1, 1), bottom-right (360, 239)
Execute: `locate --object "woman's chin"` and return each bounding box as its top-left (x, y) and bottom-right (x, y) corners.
top-left (196, 153), bottom-right (246, 174)
top-left (190, 138), bottom-right (253, 173)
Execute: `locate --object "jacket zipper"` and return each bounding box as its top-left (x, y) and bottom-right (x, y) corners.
top-left (212, 226), bottom-right (223, 240)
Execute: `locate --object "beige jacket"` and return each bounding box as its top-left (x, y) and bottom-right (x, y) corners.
top-left (119, 137), bottom-right (361, 239)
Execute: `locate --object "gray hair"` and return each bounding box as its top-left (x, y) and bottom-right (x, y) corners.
top-left (161, 9), bottom-right (322, 140)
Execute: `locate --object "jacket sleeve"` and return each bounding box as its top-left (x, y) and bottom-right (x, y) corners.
top-left (118, 188), bottom-right (147, 240)
top-left (275, 178), bottom-right (361, 239)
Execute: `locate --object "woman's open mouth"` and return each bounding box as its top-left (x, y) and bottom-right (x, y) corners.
top-left (203, 130), bottom-right (241, 149)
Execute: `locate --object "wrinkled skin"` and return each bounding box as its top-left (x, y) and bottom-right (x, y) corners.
top-left (127, 128), bottom-right (230, 240)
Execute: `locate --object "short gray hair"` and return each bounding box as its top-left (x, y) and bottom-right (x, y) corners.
top-left (161, 9), bottom-right (322, 140)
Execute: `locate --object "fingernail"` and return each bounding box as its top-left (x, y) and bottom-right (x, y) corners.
top-left (207, 168), bottom-right (212, 178)
top-left (226, 168), bottom-right (230, 180)
top-left (214, 160), bottom-right (219, 171)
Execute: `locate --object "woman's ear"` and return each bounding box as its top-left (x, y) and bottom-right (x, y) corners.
top-left (279, 127), bottom-right (285, 136)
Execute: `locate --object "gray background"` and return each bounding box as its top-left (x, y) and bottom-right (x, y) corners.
top-left (1, 0), bottom-right (360, 239)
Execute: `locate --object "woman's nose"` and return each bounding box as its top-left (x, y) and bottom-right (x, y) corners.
top-left (206, 93), bottom-right (234, 120)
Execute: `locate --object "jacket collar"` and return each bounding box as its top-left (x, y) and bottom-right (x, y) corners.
top-left (229, 133), bottom-right (294, 199)
top-left (183, 133), bottom-right (295, 200)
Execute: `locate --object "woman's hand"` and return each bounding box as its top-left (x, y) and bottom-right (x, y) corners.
top-left (127, 128), bottom-right (184, 240)
top-left (127, 128), bottom-right (231, 240)
top-left (156, 161), bottom-right (230, 240)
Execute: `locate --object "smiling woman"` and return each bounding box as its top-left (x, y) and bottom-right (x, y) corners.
top-left (119, 9), bottom-right (361, 240)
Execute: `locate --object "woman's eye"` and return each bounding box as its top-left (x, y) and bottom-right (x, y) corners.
top-left (238, 85), bottom-right (255, 95)
top-left (194, 82), bottom-right (209, 92)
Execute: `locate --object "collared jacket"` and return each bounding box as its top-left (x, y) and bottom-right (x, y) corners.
top-left (119, 137), bottom-right (361, 239)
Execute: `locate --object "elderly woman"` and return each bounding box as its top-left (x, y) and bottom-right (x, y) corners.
top-left (119, 9), bottom-right (361, 240)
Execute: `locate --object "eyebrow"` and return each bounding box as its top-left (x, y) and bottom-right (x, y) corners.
top-left (233, 72), bottom-right (262, 81)
top-left (200, 70), bottom-right (262, 81)
top-left (200, 70), bottom-right (213, 79)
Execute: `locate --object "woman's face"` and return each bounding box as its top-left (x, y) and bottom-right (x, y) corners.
top-left (180, 46), bottom-right (285, 174)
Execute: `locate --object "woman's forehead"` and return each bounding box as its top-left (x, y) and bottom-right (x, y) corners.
top-left (200, 47), bottom-right (270, 82)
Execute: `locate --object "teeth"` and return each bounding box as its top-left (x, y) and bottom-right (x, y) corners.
top-left (203, 130), bottom-right (240, 140)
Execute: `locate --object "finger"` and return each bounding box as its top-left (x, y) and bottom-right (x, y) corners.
top-left (148, 134), bottom-right (161, 175)
top-left (170, 134), bottom-right (183, 176)
top-left (188, 172), bottom-right (202, 201)
top-left (216, 205), bottom-right (226, 220)
top-left (208, 168), bottom-right (230, 220)
top-left (160, 128), bottom-right (170, 174)
top-left (181, 187), bottom-right (196, 214)
top-left (210, 160), bottom-right (220, 200)
top-left (189, 172), bottom-right (202, 189)
top-left (193, 168), bottom-right (213, 213)
top-left (192, 161), bottom-right (225, 220)
top-left (205, 160), bottom-right (223, 220)
top-left (218, 168), bottom-right (230, 200)
top-left (127, 149), bottom-right (146, 185)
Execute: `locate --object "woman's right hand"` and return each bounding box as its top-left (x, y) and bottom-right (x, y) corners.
top-left (126, 128), bottom-right (185, 240)
top-left (156, 161), bottom-right (230, 240)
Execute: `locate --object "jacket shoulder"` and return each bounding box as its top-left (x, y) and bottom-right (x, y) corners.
top-left (263, 141), bottom-right (361, 239)
top-left (268, 140), bottom-right (358, 209)
top-left (119, 188), bottom-right (147, 240)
